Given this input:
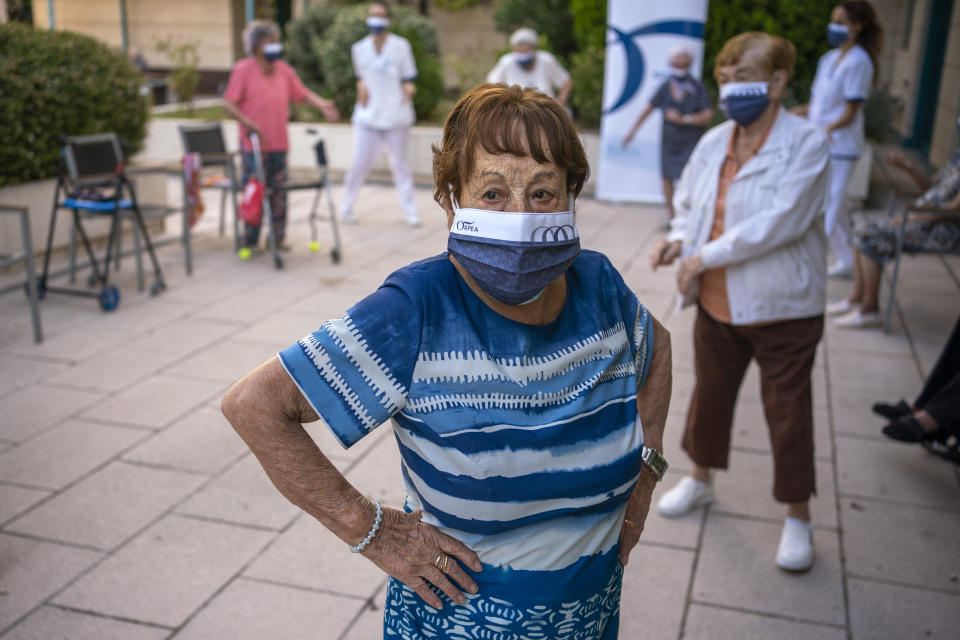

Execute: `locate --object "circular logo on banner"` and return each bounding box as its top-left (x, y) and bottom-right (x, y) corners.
top-left (604, 20), bottom-right (705, 115)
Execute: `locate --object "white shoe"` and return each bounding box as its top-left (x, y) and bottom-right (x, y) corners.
top-left (656, 476), bottom-right (713, 518)
top-left (340, 211), bottom-right (358, 225)
top-left (835, 309), bottom-right (882, 329)
top-left (826, 299), bottom-right (859, 316)
top-left (827, 263), bottom-right (853, 279)
top-left (776, 518), bottom-right (814, 572)
top-left (405, 213), bottom-right (422, 228)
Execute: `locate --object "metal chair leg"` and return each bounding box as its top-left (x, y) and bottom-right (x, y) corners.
top-left (18, 209), bottom-right (43, 343)
top-left (133, 217), bottom-right (145, 292)
top-left (883, 210), bottom-right (909, 333)
top-left (219, 189), bottom-right (226, 237)
top-left (68, 215), bottom-right (77, 283)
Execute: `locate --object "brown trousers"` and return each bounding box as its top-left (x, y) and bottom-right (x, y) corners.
top-left (683, 307), bottom-right (824, 503)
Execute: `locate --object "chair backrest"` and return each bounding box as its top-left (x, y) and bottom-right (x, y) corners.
top-left (63, 133), bottom-right (124, 185)
top-left (179, 124), bottom-right (229, 164)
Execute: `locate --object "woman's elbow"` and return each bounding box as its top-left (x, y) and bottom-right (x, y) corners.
top-left (221, 376), bottom-right (248, 427)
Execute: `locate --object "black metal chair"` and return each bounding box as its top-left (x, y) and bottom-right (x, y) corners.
top-left (178, 123), bottom-right (241, 251)
top-left (0, 204), bottom-right (42, 343)
top-left (38, 133), bottom-right (166, 311)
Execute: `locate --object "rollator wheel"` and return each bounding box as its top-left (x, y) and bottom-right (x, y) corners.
top-left (25, 277), bottom-right (46, 300)
top-left (309, 240), bottom-right (321, 252)
top-left (274, 254), bottom-right (284, 269)
top-left (331, 248), bottom-right (341, 264)
top-left (99, 285), bottom-right (120, 312)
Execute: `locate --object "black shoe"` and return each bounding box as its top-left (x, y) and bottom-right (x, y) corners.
top-left (872, 399), bottom-right (912, 421)
top-left (882, 415), bottom-right (946, 443)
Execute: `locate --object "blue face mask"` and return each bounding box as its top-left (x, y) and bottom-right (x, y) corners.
top-left (827, 23), bottom-right (849, 47)
top-left (263, 43), bottom-right (283, 62)
top-left (447, 200), bottom-right (580, 306)
top-left (367, 16), bottom-right (389, 35)
top-left (719, 81), bottom-right (770, 128)
top-left (515, 52), bottom-right (535, 70)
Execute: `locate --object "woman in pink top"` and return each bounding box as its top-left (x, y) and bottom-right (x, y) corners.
top-left (224, 20), bottom-right (339, 251)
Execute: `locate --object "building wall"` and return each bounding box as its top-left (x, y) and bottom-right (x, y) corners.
top-left (929, 6), bottom-right (960, 167)
top-left (33, 0), bottom-right (240, 71)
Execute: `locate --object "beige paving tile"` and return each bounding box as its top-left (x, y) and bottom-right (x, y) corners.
top-left (175, 455), bottom-right (301, 530)
top-left (0, 384), bottom-right (104, 442)
top-left (340, 582), bottom-right (388, 640)
top-left (847, 578), bottom-right (960, 640)
top-left (0, 484), bottom-right (50, 526)
top-left (79, 375), bottom-right (223, 429)
top-left (0, 355), bottom-right (70, 398)
top-left (47, 346), bottom-right (177, 392)
top-left (175, 578), bottom-right (362, 640)
top-left (123, 406), bottom-right (249, 475)
top-left (243, 514), bottom-right (385, 597)
top-left (11, 314), bottom-right (144, 361)
top-left (164, 340), bottom-right (277, 384)
top-left (0, 534), bottom-right (102, 633)
top-left (619, 544), bottom-right (694, 639)
top-left (730, 397), bottom-right (834, 461)
top-left (119, 317), bottom-right (240, 358)
top-left (0, 420), bottom-right (146, 489)
top-left (830, 388), bottom-right (896, 439)
top-left (822, 319), bottom-right (915, 358)
top-left (229, 310), bottom-right (326, 346)
top-left (711, 449), bottom-right (838, 528)
top-left (683, 603), bottom-right (846, 640)
top-left (692, 514), bottom-right (845, 626)
top-left (6, 461), bottom-right (206, 550)
top-left (835, 436), bottom-right (960, 509)
top-left (639, 469), bottom-right (705, 549)
top-left (840, 499), bottom-right (960, 593)
top-left (53, 514), bottom-right (273, 628)
top-left (2, 606), bottom-right (170, 640)
top-left (827, 351), bottom-right (923, 396)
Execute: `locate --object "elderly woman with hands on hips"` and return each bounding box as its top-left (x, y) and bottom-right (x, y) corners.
top-left (650, 32), bottom-right (829, 573)
top-left (222, 84), bottom-right (672, 639)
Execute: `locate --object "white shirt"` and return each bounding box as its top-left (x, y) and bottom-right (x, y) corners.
top-left (808, 44), bottom-right (873, 159)
top-left (351, 33), bottom-right (417, 130)
top-left (668, 108), bottom-right (830, 325)
top-left (486, 50), bottom-right (570, 99)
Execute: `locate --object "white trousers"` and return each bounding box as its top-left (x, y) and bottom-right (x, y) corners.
top-left (825, 157), bottom-right (855, 270)
top-left (340, 125), bottom-right (418, 219)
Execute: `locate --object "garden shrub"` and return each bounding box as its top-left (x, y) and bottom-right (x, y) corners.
top-left (286, 3), bottom-right (443, 123)
top-left (0, 23), bottom-right (148, 187)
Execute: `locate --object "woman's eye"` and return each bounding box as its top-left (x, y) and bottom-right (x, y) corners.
top-left (533, 190), bottom-right (552, 200)
top-left (483, 190), bottom-right (499, 200)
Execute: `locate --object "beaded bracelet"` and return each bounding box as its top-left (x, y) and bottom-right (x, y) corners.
top-left (349, 501), bottom-right (383, 553)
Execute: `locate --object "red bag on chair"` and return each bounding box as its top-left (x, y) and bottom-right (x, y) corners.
top-left (239, 178), bottom-right (264, 226)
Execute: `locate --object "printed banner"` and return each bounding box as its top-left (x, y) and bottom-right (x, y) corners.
top-left (596, 0), bottom-right (709, 203)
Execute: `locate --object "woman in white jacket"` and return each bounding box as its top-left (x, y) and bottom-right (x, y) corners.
top-left (649, 32), bottom-right (830, 572)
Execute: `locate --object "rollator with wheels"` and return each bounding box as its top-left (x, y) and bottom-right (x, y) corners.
top-left (240, 131), bottom-right (342, 270)
top-left (37, 133), bottom-right (166, 311)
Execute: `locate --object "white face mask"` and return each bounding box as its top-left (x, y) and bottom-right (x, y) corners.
top-left (669, 65), bottom-right (689, 78)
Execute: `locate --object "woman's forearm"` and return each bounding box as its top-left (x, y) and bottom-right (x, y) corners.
top-left (637, 315), bottom-right (671, 450)
top-left (222, 98), bottom-right (258, 132)
top-left (222, 359), bottom-right (372, 544)
top-left (826, 101), bottom-right (860, 133)
top-left (689, 108), bottom-right (713, 127)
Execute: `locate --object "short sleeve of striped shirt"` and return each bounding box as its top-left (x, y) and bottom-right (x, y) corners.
top-left (602, 255), bottom-right (654, 391)
top-left (277, 284), bottom-right (421, 449)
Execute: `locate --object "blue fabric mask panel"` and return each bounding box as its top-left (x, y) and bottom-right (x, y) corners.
top-left (367, 16), bottom-right (389, 35)
top-left (447, 206), bottom-right (581, 306)
top-left (719, 81), bottom-right (770, 127)
top-left (827, 23), bottom-right (849, 48)
top-left (263, 43), bottom-right (283, 62)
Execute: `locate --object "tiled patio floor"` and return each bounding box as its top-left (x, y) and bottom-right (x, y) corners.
top-left (0, 183), bottom-right (958, 639)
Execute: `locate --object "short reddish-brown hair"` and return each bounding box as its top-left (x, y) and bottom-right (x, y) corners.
top-left (714, 32), bottom-right (796, 79)
top-left (432, 84), bottom-right (589, 208)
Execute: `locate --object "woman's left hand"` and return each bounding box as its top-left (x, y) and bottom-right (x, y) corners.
top-left (676, 254), bottom-right (704, 294)
top-left (619, 473), bottom-right (657, 566)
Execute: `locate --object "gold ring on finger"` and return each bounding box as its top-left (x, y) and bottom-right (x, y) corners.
top-left (434, 553), bottom-right (448, 572)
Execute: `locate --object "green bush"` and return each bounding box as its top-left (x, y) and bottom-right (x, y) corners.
top-left (493, 0), bottom-right (576, 66)
top-left (286, 3), bottom-right (443, 123)
top-left (570, 45), bottom-right (604, 129)
top-left (0, 23), bottom-right (149, 187)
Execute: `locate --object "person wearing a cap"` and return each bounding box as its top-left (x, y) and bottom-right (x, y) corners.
top-left (339, 1), bottom-right (421, 227)
top-left (622, 46), bottom-right (713, 224)
top-left (486, 28), bottom-right (572, 108)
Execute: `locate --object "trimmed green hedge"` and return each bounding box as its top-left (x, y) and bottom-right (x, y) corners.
top-left (0, 23), bottom-right (149, 187)
top-left (286, 3), bottom-right (443, 123)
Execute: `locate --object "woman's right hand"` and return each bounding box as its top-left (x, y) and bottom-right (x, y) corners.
top-left (885, 149), bottom-right (912, 171)
top-left (650, 239), bottom-right (682, 270)
top-left (362, 507), bottom-right (481, 609)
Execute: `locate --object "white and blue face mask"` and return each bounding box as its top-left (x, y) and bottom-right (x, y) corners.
top-left (367, 16), bottom-right (389, 35)
top-left (719, 81), bottom-right (770, 127)
top-left (447, 197), bottom-right (580, 306)
top-left (263, 42), bottom-right (284, 62)
top-left (514, 52), bottom-right (536, 69)
top-left (827, 22), bottom-right (849, 48)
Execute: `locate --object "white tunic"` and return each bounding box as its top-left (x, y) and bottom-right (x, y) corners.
top-left (486, 50), bottom-right (570, 99)
top-left (351, 33), bottom-right (417, 130)
top-left (808, 44), bottom-right (873, 159)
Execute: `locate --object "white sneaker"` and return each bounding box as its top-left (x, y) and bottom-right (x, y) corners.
top-left (825, 299), bottom-right (859, 316)
top-left (340, 211), bottom-right (358, 225)
top-left (656, 476), bottom-right (713, 518)
top-left (776, 518), bottom-right (814, 572)
top-left (827, 263), bottom-right (853, 279)
top-left (405, 212), bottom-right (422, 228)
top-left (835, 309), bottom-right (882, 329)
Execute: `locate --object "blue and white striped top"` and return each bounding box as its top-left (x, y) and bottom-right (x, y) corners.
top-left (279, 250), bottom-right (653, 639)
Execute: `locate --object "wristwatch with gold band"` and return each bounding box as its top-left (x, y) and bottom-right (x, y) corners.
top-left (641, 446), bottom-right (668, 481)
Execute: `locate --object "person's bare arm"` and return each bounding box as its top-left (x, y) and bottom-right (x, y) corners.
top-left (222, 358), bottom-right (481, 608)
top-left (356, 79), bottom-right (369, 107)
top-left (885, 150), bottom-right (934, 192)
top-left (222, 97), bottom-right (263, 140)
top-left (687, 107), bottom-right (713, 127)
top-left (825, 101), bottom-right (861, 139)
top-left (623, 104), bottom-right (655, 146)
top-left (619, 314), bottom-right (672, 566)
top-left (557, 78), bottom-right (573, 108)
top-left (402, 80), bottom-right (416, 102)
top-left (790, 103), bottom-right (809, 117)
top-left (305, 90), bottom-right (341, 121)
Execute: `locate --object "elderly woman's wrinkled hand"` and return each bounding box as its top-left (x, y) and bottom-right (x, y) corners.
top-left (363, 508), bottom-right (482, 609)
top-left (619, 473), bottom-right (656, 566)
top-left (676, 254), bottom-right (704, 294)
top-left (650, 239), bottom-right (682, 271)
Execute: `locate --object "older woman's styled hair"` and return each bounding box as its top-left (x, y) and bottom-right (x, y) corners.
top-left (242, 19), bottom-right (280, 56)
top-left (714, 32), bottom-right (796, 79)
top-left (432, 84), bottom-right (589, 208)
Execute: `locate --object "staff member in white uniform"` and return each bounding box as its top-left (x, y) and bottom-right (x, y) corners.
top-left (486, 28), bottom-right (572, 108)
top-left (793, 1), bottom-right (882, 278)
top-left (340, 1), bottom-right (420, 227)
